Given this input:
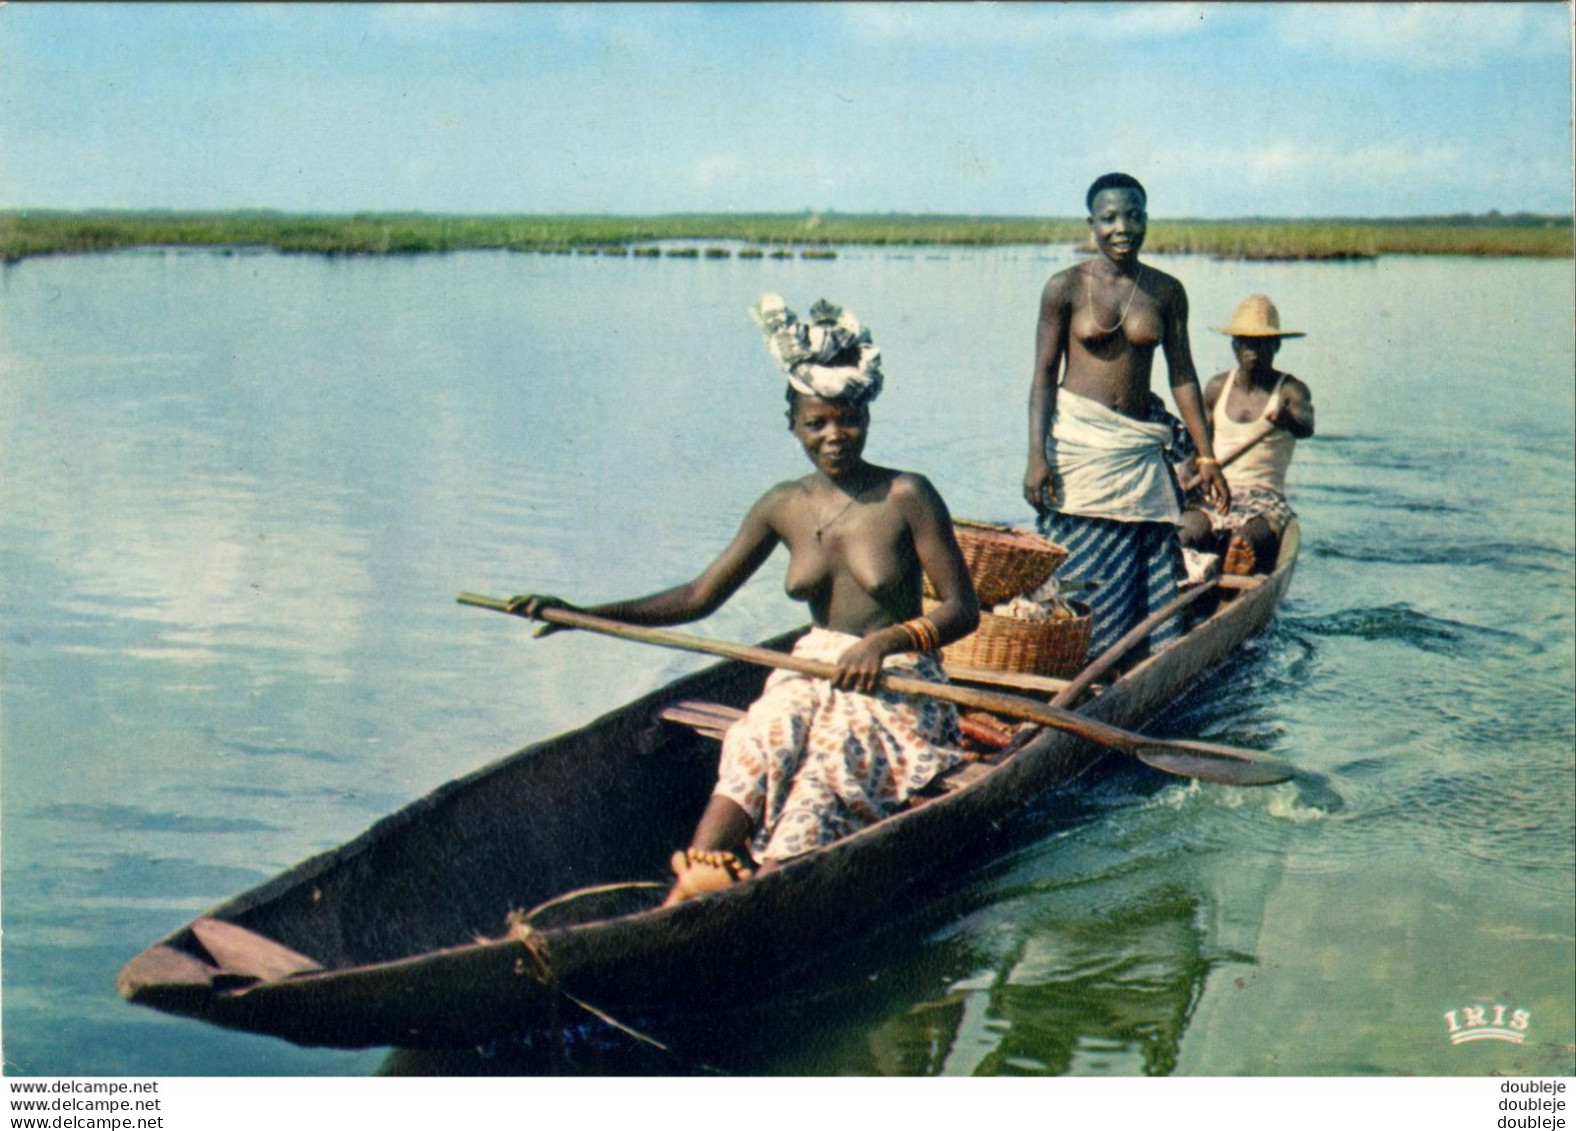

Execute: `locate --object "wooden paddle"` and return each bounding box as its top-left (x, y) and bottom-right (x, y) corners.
top-left (456, 593), bottom-right (1295, 786)
top-left (1051, 581), bottom-right (1219, 710)
top-left (1177, 420), bottom-right (1277, 494)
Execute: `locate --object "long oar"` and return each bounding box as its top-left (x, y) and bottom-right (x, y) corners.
top-left (456, 593), bottom-right (1294, 786)
top-left (1051, 581), bottom-right (1220, 711)
top-left (1177, 421), bottom-right (1276, 494)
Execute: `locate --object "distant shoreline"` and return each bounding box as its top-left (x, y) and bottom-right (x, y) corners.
top-left (2, 210), bottom-right (1570, 263)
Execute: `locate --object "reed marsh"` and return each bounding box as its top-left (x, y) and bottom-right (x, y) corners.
top-left (1, 210), bottom-right (1568, 264)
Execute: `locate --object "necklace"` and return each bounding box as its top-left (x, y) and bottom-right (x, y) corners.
top-left (1085, 265), bottom-right (1145, 334)
top-left (811, 483), bottom-right (863, 543)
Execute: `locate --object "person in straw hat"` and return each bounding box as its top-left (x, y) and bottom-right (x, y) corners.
top-left (1023, 173), bottom-right (1231, 661)
top-left (512, 295), bottom-right (978, 905)
top-left (1179, 294), bottom-right (1315, 574)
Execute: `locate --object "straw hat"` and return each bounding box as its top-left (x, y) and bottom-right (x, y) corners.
top-left (1212, 294), bottom-right (1305, 338)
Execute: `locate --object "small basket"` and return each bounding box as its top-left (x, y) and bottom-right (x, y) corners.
top-left (924, 519), bottom-right (1069, 607)
top-left (926, 598), bottom-right (1093, 679)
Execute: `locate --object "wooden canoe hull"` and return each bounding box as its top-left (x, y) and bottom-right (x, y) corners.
top-left (118, 526), bottom-right (1299, 1049)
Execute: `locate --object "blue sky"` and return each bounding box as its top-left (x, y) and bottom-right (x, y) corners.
top-left (2, 2), bottom-right (1571, 218)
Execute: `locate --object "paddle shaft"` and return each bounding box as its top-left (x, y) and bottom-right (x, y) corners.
top-left (1178, 421), bottom-right (1276, 494)
top-left (456, 592), bottom-right (1270, 767)
top-left (1051, 581), bottom-right (1219, 710)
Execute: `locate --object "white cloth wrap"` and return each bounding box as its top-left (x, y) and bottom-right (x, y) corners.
top-left (1046, 389), bottom-right (1183, 525)
top-left (752, 292), bottom-right (883, 403)
top-left (786, 356), bottom-right (882, 402)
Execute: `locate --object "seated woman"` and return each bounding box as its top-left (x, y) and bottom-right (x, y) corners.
top-left (1179, 295), bottom-right (1315, 575)
top-left (513, 295), bottom-right (979, 905)
top-left (1022, 173), bottom-right (1229, 661)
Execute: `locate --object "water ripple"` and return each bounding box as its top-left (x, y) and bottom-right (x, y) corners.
top-left (1310, 541), bottom-right (1570, 574)
top-left (8, 855), bottom-right (267, 903)
top-left (1392, 766), bottom-right (1576, 894)
top-left (31, 804), bottom-right (275, 835)
top-left (226, 740), bottom-right (347, 764)
top-left (1296, 483), bottom-right (1474, 516)
top-left (1287, 604), bottom-right (1530, 656)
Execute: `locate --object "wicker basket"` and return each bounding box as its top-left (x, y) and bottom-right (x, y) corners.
top-left (923, 519), bottom-right (1069, 607)
top-left (926, 598), bottom-right (1093, 679)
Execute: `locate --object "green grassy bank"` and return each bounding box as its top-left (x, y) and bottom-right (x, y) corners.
top-left (2, 210), bottom-right (1569, 263)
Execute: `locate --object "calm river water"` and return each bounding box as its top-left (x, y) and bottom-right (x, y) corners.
top-left (1, 245), bottom-right (1571, 1077)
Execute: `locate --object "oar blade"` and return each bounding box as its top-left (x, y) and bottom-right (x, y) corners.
top-left (1134, 740), bottom-right (1296, 787)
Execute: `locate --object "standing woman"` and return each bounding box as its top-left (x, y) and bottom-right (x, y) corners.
top-left (514, 295), bottom-right (979, 904)
top-left (1022, 173), bottom-right (1230, 658)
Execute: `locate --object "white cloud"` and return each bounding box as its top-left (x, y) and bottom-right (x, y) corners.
top-left (368, 4), bottom-right (504, 38)
top-left (688, 145), bottom-right (896, 212)
top-left (1097, 3), bottom-right (1221, 38)
top-left (695, 153), bottom-right (746, 191)
top-left (1153, 138), bottom-right (1464, 191)
top-left (1273, 4), bottom-right (1563, 68)
top-left (1146, 138), bottom-right (1570, 216)
top-left (1157, 138), bottom-right (1452, 175)
top-left (842, 2), bottom-right (1220, 46)
top-left (1261, 141), bottom-right (1460, 179)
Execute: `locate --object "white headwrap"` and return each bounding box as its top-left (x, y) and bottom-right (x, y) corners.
top-left (749, 293), bottom-right (884, 404)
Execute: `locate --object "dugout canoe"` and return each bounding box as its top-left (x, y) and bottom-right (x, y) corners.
top-left (117, 524), bottom-right (1300, 1050)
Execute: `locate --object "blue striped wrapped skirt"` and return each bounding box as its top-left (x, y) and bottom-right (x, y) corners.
top-left (1038, 511), bottom-right (1186, 661)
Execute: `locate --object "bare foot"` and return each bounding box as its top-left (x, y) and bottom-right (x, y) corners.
top-left (1223, 535), bottom-right (1258, 576)
top-left (661, 848), bottom-right (754, 907)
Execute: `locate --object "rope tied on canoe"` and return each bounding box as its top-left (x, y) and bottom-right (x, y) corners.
top-left (502, 912), bottom-right (555, 984)
top-left (520, 880), bottom-right (668, 927)
top-left (502, 882), bottom-right (678, 1056)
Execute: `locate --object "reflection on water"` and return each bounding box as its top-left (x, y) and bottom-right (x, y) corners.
top-left (862, 884), bottom-right (1209, 1077)
top-left (381, 870), bottom-right (1213, 1077)
top-left (2, 247), bottom-right (1572, 1076)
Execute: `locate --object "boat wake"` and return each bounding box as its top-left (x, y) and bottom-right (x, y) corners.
top-left (1140, 779), bottom-right (1333, 823)
top-left (1287, 604), bottom-right (1528, 656)
top-left (1309, 539), bottom-right (1570, 575)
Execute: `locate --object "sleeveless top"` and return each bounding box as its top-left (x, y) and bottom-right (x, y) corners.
top-left (1212, 371), bottom-right (1296, 494)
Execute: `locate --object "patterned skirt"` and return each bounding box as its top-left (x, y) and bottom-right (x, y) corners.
top-left (1207, 485), bottom-right (1295, 537)
top-left (1038, 511), bottom-right (1186, 660)
top-left (714, 628), bottom-right (964, 865)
